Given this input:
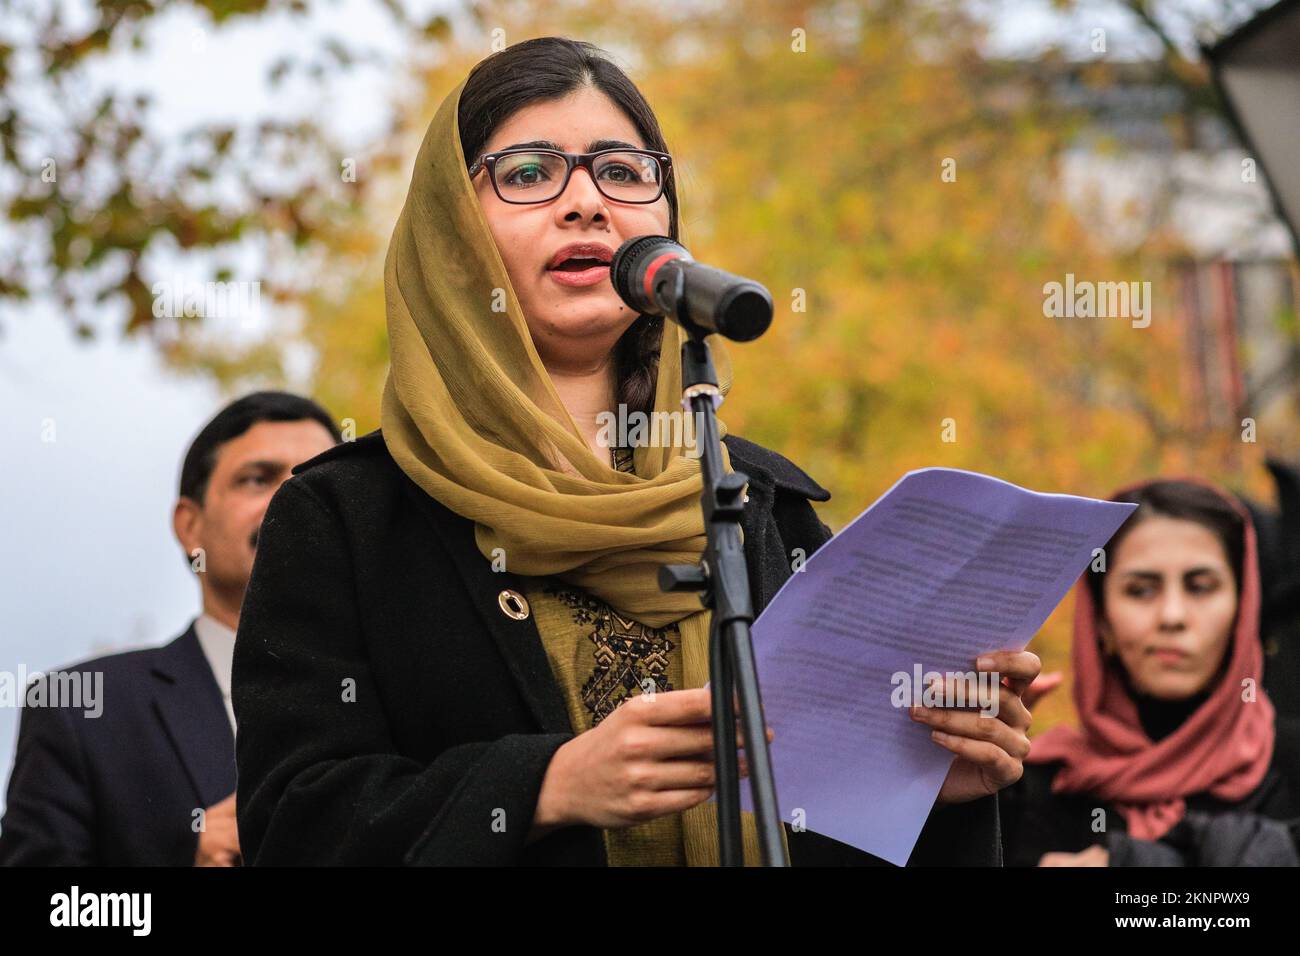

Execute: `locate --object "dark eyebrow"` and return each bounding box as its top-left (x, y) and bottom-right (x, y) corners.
top-left (1120, 567), bottom-right (1222, 581)
top-left (497, 138), bottom-right (644, 153)
top-left (236, 459), bottom-right (286, 473)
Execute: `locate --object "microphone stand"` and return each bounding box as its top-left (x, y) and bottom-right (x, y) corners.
top-left (658, 273), bottom-right (788, 867)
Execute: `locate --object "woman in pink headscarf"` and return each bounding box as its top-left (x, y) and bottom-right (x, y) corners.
top-left (1001, 478), bottom-right (1300, 866)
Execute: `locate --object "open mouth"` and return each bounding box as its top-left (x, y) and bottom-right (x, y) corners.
top-left (549, 257), bottom-right (609, 272)
top-left (546, 256), bottom-right (611, 286)
top-left (545, 242), bottom-right (614, 286)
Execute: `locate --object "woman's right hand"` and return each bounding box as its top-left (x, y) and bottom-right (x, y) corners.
top-left (530, 688), bottom-right (772, 836)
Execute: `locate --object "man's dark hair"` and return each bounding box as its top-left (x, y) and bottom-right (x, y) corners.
top-left (458, 36), bottom-right (676, 421)
top-left (179, 391), bottom-right (341, 506)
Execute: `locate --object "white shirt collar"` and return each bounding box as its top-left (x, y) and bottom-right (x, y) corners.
top-left (193, 613), bottom-right (236, 734)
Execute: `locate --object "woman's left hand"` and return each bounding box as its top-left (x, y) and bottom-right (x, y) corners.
top-left (910, 649), bottom-right (1040, 805)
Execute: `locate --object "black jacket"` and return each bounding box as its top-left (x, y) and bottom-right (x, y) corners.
top-left (233, 429), bottom-right (1001, 865)
top-left (1001, 714), bottom-right (1300, 866)
top-left (0, 624), bottom-right (237, 866)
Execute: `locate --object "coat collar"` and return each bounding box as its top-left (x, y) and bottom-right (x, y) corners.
top-left (722, 434), bottom-right (831, 502)
top-left (150, 622), bottom-right (237, 808)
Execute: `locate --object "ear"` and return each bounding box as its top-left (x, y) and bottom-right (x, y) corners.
top-left (173, 496), bottom-right (203, 560)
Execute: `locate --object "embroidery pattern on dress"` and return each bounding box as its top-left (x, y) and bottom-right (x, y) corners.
top-left (544, 583), bottom-right (678, 725)
top-left (610, 445), bottom-right (634, 473)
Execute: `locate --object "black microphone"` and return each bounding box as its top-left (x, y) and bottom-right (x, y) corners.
top-left (610, 235), bottom-right (773, 342)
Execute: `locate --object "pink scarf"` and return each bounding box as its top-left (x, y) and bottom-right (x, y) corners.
top-left (1026, 477), bottom-right (1275, 840)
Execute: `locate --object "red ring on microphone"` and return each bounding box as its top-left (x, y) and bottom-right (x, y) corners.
top-left (642, 252), bottom-right (683, 305)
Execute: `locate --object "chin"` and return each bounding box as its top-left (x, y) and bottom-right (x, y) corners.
top-left (544, 299), bottom-right (635, 337)
top-left (1134, 671), bottom-right (1208, 701)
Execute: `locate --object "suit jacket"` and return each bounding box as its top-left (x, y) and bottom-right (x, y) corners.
top-left (234, 429), bottom-right (1002, 866)
top-left (0, 623), bottom-right (237, 865)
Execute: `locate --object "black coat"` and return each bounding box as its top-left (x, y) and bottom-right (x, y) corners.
top-left (0, 624), bottom-right (237, 866)
top-left (1001, 714), bottom-right (1300, 866)
top-left (233, 429), bottom-right (1001, 866)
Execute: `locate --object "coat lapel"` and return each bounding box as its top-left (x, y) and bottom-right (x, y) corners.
top-left (150, 623), bottom-right (237, 809)
top-left (723, 434), bottom-right (832, 502)
top-left (724, 434), bottom-right (832, 613)
top-left (400, 476), bottom-right (576, 735)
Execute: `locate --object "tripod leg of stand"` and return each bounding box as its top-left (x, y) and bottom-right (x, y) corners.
top-left (710, 621), bottom-right (743, 866)
top-left (725, 620), bottom-right (788, 865)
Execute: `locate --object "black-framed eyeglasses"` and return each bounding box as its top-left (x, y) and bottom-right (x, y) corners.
top-left (468, 147), bottom-right (672, 205)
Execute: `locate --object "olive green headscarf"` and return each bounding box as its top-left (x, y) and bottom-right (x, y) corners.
top-left (381, 74), bottom-right (779, 866)
top-left (381, 74), bottom-right (739, 629)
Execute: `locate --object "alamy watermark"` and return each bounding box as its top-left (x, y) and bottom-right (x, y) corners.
top-left (595, 406), bottom-right (707, 458)
top-left (1042, 273), bottom-right (1151, 328)
top-left (1, 667), bottom-right (103, 718)
top-left (891, 664), bottom-right (1000, 718)
top-left (50, 886), bottom-right (150, 935)
top-left (152, 277), bottom-right (261, 321)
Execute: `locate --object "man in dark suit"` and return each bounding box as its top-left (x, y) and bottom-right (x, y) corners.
top-left (0, 391), bottom-right (340, 865)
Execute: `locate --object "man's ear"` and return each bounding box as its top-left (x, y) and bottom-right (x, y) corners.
top-left (173, 496), bottom-right (203, 559)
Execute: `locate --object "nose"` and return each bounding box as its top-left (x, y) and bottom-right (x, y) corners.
top-left (1158, 588), bottom-right (1188, 630)
top-left (553, 166), bottom-right (609, 226)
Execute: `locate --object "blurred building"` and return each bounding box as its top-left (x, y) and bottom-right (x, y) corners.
top-left (1052, 60), bottom-right (1298, 446)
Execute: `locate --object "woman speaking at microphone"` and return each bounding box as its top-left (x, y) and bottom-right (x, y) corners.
top-left (232, 36), bottom-right (1039, 866)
